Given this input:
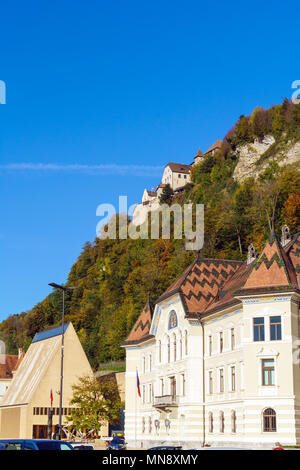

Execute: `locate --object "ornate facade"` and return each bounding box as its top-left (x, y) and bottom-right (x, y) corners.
top-left (122, 230), bottom-right (300, 449)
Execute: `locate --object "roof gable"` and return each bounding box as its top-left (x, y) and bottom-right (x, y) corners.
top-left (241, 235), bottom-right (298, 292)
top-left (123, 299), bottom-right (153, 345)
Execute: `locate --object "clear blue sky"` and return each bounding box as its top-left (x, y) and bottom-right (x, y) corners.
top-left (0, 0), bottom-right (299, 320)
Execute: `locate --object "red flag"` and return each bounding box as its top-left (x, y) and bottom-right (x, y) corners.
top-left (50, 389), bottom-right (53, 408)
top-left (136, 370), bottom-right (141, 398)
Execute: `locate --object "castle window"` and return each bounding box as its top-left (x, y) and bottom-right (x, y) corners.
top-left (231, 366), bottom-right (236, 392)
top-left (263, 408), bottom-right (276, 432)
top-left (219, 332), bottom-right (223, 353)
top-left (208, 335), bottom-right (212, 356)
top-left (219, 368), bottom-right (224, 393)
top-left (220, 411), bottom-right (224, 433)
top-left (270, 316), bottom-right (282, 341)
top-left (168, 311), bottom-right (178, 330)
top-left (209, 371), bottom-right (213, 394)
top-left (184, 331), bottom-right (188, 356)
top-left (173, 333), bottom-right (177, 361)
top-left (231, 410), bottom-right (237, 433)
top-left (158, 340), bottom-right (161, 363)
top-left (262, 359), bottom-right (275, 386)
top-left (167, 336), bottom-right (170, 363)
top-left (231, 328), bottom-right (235, 350)
top-left (209, 412), bottom-right (213, 433)
top-left (253, 317), bottom-right (265, 341)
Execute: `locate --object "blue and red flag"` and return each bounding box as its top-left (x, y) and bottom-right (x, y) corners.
top-left (50, 389), bottom-right (53, 408)
top-left (136, 370), bottom-right (141, 397)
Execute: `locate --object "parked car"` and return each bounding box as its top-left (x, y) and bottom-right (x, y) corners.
top-left (71, 443), bottom-right (95, 450)
top-left (190, 447), bottom-right (252, 450)
top-left (148, 446), bottom-right (182, 450)
top-left (0, 439), bottom-right (74, 450)
top-left (108, 437), bottom-right (127, 450)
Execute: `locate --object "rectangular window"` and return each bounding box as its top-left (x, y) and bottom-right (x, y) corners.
top-left (181, 373), bottom-right (186, 396)
top-left (231, 328), bottom-right (235, 350)
top-left (262, 359), bottom-right (275, 386)
top-left (231, 366), bottom-right (236, 392)
top-left (270, 316), bottom-right (282, 341)
top-left (219, 368), bottom-right (224, 393)
top-left (209, 371), bottom-right (213, 394)
top-left (160, 378), bottom-right (164, 396)
top-left (253, 317), bottom-right (265, 341)
top-left (208, 335), bottom-right (212, 356)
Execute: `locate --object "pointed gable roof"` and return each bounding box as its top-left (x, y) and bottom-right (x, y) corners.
top-left (194, 149), bottom-right (203, 159)
top-left (156, 255), bottom-right (243, 317)
top-left (239, 234), bottom-right (298, 294)
top-left (123, 298), bottom-right (154, 345)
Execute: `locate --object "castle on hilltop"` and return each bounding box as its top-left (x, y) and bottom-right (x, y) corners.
top-left (132, 139), bottom-right (222, 226)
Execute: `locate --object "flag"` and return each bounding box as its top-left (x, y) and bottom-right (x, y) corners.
top-left (136, 370), bottom-right (141, 397)
top-left (50, 389), bottom-right (53, 408)
top-left (151, 187), bottom-right (156, 191)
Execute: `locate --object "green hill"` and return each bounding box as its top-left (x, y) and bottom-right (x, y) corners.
top-left (1, 98), bottom-right (299, 370)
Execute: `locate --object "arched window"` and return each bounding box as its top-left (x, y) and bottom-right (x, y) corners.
top-left (173, 333), bottom-right (177, 362)
top-left (168, 310), bottom-right (178, 329)
top-left (179, 331), bottom-right (182, 360)
top-left (158, 340), bottom-right (162, 363)
top-left (220, 411), bottom-right (224, 433)
top-left (167, 336), bottom-right (170, 363)
top-left (184, 330), bottom-right (188, 356)
top-left (209, 412), bottom-right (213, 433)
top-left (263, 408), bottom-right (276, 432)
top-left (231, 410), bottom-right (236, 433)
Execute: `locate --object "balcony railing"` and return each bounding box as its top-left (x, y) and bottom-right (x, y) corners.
top-left (154, 395), bottom-right (178, 408)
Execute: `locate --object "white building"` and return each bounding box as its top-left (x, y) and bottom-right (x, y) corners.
top-left (122, 228), bottom-right (300, 449)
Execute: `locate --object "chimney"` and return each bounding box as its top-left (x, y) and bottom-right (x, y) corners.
top-left (247, 244), bottom-right (256, 265)
top-left (281, 225), bottom-right (291, 247)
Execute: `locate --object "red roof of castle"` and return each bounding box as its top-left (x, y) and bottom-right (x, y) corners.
top-left (204, 139), bottom-right (223, 155)
top-left (165, 163), bottom-right (191, 174)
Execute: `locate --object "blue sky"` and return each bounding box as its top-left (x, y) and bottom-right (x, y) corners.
top-left (0, 0), bottom-right (299, 320)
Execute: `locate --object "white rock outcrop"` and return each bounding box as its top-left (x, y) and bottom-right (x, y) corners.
top-left (233, 135), bottom-right (300, 182)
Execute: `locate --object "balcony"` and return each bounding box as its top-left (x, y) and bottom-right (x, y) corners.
top-left (154, 395), bottom-right (179, 408)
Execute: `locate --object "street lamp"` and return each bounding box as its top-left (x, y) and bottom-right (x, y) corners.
top-left (48, 282), bottom-right (77, 440)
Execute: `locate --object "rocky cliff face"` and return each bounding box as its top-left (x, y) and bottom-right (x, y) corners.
top-left (233, 135), bottom-right (300, 182)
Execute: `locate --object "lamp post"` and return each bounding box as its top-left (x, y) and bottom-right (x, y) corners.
top-left (48, 282), bottom-right (77, 440)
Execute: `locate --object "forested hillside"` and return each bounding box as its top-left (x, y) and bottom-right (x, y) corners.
top-left (1, 98), bottom-right (300, 370)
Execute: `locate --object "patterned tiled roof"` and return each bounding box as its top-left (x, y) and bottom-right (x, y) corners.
top-left (123, 299), bottom-right (154, 345)
top-left (240, 234), bottom-right (299, 294)
top-left (156, 232), bottom-right (300, 319)
top-left (156, 255), bottom-right (243, 316)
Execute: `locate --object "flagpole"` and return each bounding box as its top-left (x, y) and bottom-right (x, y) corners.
top-left (135, 369), bottom-right (137, 447)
